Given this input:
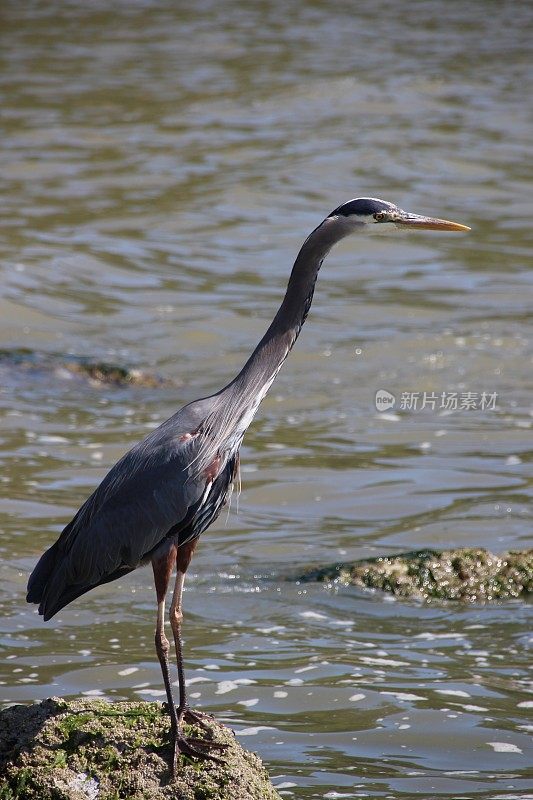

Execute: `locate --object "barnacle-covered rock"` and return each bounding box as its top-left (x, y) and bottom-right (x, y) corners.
top-left (0, 698), bottom-right (281, 800)
top-left (0, 348), bottom-right (172, 387)
top-left (299, 548), bottom-right (532, 602)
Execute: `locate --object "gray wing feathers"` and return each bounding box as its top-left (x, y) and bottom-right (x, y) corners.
top-left (34, 432), bottom-right (206, 617)
top-left (65, 455), bottom-right (200, 583)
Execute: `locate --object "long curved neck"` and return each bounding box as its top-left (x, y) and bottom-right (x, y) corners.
top-left (225, 215), bottom-right (352, 399)
top-left (193, 215), bottom-right (354, 471)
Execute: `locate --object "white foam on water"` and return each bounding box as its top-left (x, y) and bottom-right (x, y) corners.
top-left (185, 676), bottom-right (210, 686)
top-left (360, 656), bottom-right (409, 667)
top-left (487, 742), bottom-right (523, 753)
top-left (235, 725), bottom-right (276, 736)
top-left (215, 678), bottom-right (256, 695)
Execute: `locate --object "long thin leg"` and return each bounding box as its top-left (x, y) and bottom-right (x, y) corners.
top-left (169, 573), bottom-right (210, 731)
top-left (156, 595), bottom-right (180, 736)
top-left (168, 570), bottom-right (211, 728)
top-left (169, 569), bottom-right (187, 720)
top-left (153, 551), bottom-right (223, 777)
top-left (168, 564), bottom-right (226, 764)
top-left (152, 551), bottom-right (180, 769)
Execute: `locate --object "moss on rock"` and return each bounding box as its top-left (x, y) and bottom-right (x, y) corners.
top-left (299, 548), bottom-right (533, 602)
top-left (0, 348), bottom-right (171, 388)
top-left (0, 698), bottom-right (281, 800)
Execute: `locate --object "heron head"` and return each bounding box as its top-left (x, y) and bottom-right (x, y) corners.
top-left (328, 197), bottom-right (470, 233)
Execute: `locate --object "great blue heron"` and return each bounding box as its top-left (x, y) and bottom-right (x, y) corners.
top-left (27, 198), bottom-right (469, 774)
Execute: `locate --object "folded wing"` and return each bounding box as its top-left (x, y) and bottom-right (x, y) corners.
top-left (27, 427), bottom-right (208, 621)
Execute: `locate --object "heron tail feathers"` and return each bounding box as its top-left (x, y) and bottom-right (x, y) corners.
top-left (27, 545), bottom-right (135, 621)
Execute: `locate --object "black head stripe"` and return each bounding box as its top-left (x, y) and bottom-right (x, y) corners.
top-left (329, 198), bottom-right (395, 218)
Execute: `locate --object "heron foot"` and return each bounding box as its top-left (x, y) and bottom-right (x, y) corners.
top-left (170, 731), bottom-right (226, 777)
top-left (182, 706), bottom-right (215, 732)
top-left (164, 702), bottom-right (212, 729)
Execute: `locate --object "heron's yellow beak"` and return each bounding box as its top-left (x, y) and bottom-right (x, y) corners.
top-left (395, 213), bottom-right (470, 232)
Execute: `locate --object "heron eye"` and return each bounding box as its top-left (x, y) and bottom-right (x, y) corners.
top-left (373, 212), bottom-right (387, 222)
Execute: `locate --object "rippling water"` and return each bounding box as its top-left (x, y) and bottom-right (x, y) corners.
top-left (1, 2), bottom-right (532, 797)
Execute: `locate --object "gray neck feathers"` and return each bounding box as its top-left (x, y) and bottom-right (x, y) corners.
top-left (192, 215), bottom-right (352, 473)
top-left (233, 215), bottom-right (352, 388)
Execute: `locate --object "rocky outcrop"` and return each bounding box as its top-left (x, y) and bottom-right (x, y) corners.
top-left (299, 548), bottom-right (532, 602)
top-left (0, 698), bottom-right (281, 800)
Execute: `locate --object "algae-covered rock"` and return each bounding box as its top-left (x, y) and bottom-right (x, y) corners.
top-left (61, 360), bottom-right (167, 388)
top-left (0, 698), bottom-right (281, 800)
top-left (0, 348), bottom-right (172, 388)
top-left (300, 548), bottom-right (533, 602)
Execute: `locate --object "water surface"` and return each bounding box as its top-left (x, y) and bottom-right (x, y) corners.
top-left (1, 2), bottom-right (532, 798)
